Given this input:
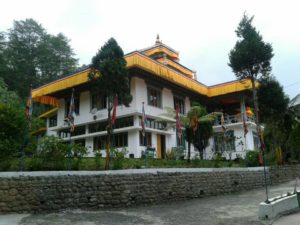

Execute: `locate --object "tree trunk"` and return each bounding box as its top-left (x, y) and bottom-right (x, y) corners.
top-left (187, 129), bottom-right (191, 163)
top-left (251, 79), bottom-right (263, 161)
top-left (104, 99), bottom-right (113, 170)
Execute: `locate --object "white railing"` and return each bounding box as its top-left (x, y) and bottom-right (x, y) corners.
top-left (214, 114), bottom-right (255, 126)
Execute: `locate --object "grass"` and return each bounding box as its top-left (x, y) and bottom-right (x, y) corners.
top-left (0, 157), bottom-right (247, 172)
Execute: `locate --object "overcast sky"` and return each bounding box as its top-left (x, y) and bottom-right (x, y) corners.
top-left (1, 0), bottom-right (299, 98)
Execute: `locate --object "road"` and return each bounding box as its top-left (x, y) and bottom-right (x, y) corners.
top-left (0, 181), bottom-right (298, 225)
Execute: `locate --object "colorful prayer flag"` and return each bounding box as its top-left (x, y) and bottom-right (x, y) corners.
top-left (243, 111), bottom-right (248, 137)
top-left (25, 85), bottom-right (33, 120)
top-left (68, 89), bottom-right (76, 132)
top-left (111, 95), bottom-right (117, 125)
top-left (141, 102), bottom-right (146, 136)
top-left (176, 104), bottom-right (182, 139)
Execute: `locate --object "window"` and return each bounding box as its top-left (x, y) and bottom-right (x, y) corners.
top-left (49, 114), bottom-right (57, 127)
top-left (59, 125), bottom-right (85, 138)
top-left (74, 139), bottom-right (86, 147)
top-left (114, 116), bottom-right (134, 129)
top-left (253, 132), bottom-right (259, 149)
top-left (65, 96), bottom-right (80, 116)
top-left (139, 117), bottom-right (166, 130)
top-left (147, 86), bottom-right (162, 107)
top-left (213, 130), bottom-right (236, 153)
top-left (114, 132), bottom-right (128, 148)
top-left (89, 116), bottom-right (134, 133)
top-left (139, 132), bottom-right (152, 146)
top-left (91, 92), bottom-right (107, 110)
top-left (93, 132), bottom-right (128, 150)
top-left (174, 96), bottom-right (185, 114)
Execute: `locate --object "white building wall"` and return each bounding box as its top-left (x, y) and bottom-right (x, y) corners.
top-left (203, 123), bottom-right (257, 160)
top-left (44, 75), bottom-right (257, 160)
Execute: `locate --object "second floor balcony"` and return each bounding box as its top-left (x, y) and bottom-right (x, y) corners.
top-left (214, 114), bottom-right (256, 126)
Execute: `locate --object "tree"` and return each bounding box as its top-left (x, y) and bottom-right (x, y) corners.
top-left (1, 19), bottom-right (78, 98)
top-left (157, 103), bottom-right (217, 162)
top-left (258, 76), bottom-right (289, 123)
top-left (89, 38), bottom-right (132, 170)
top-left (0, 78), bottom-right (26, 160)
top-left (185, 104), bottom-right (214, 160)
top-left (229, 13), bottom-right (274, 162)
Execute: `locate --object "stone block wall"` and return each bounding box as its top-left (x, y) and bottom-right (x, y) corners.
top-left (0, 166), bottom-right (300, 213)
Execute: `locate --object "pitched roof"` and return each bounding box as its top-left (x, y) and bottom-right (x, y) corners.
top-left (32, 52), bottom-right (251, 106)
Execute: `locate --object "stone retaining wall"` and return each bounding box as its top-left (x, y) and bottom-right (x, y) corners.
top-left (0, 166), bottom-right (300, 213)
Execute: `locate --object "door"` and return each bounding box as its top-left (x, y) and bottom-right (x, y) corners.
top-left (156, 134), bottom-right (166, 159)
top-left (157, 134), bottom-right (161, 159)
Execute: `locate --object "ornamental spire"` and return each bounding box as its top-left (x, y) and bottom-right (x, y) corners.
top-left (155, 34), bottom-right (161, 45)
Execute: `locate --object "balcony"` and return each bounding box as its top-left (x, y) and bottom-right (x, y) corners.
top-left (214, 114), bottom-right (255, 126)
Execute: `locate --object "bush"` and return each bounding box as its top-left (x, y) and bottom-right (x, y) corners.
top-left (245, 150), bottom-right (260, 167)
top-left (165, 149), bottom-right (176, 160)
top-left (111, 148), bottom-right (128, 170)
top-left (35, 136), bottom-right (88, 170)
top-left (94, 150), bottom-right (102, 170)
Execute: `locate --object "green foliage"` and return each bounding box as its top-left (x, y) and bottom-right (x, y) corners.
top-left (35, 136), bottom-right (88, 170)
top-left (185, 103), bottom-right (215, 159)
top-left (245, 150), bottom-right (260, 167)
top-left (0, 18), bottom-right (78, 98)
top-left (165, 150), bottom-right (176, 160)
top-left (94, 150), bottom-right (102, 170)
top-left (288, 124), bottom-right (300, 160)
top-left (89, 38), bottom-right (132, 170)
top-left (89, 38), bottom-right (132, 106)
top-left (193, 121), bottom-right (213, 158)
top-left (228, 13), bottom-right (274, 82)
top-left (111, 148), bottom-right (128, 170)
top-left (0, 79), bottom-right (26, 160)
top-left (258, 76), bottom-right (289, 123)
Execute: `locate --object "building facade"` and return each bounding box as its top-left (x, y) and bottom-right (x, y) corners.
top-left (34, 38), bottom-right (259, 160)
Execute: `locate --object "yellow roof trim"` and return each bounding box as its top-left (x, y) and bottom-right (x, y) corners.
top-left (32, 69), bottom-right (90, 98)
top-left (126, 52), bottom-right (208, 95)
top-left (157, 58), bottom-right (193, 78)
top-left (32, 53), bottom-right (252, 101)
top-left (30, 127), bottom-right (47, 136)
top-left (143, 46), bottom-right (179, 59)
top-left (209, 80), bottom-right (252, 97)
top-left (39, 107), bottom-right (58, 119)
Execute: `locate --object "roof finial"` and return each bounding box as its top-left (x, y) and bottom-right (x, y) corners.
top-left (155, 34), bottom-right (161, 45)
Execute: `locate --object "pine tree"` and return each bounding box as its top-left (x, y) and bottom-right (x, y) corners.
top-left (89, 38), bottom-right (132, 169)
top-left (229, 13), bottom-right (274, 159)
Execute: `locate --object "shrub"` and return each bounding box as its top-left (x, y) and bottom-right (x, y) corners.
top-left (245, 150), bottom-right (260, 167)
top-left (111, 148), bottom-right (128, 170)
top-left (36, 136), bottom-right (88, 170)
top-left (94, 150), bottom-right (102, 170)
top-left (165, 149), bottom-right (176, 160)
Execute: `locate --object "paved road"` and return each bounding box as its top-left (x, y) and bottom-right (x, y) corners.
top-left (0, 181), bottom-right (297, 225)
top-left (272, 211), bottom-right (300, 225)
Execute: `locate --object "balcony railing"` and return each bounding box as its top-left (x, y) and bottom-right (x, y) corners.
top-left (214, 114), bottom-right (255, 126)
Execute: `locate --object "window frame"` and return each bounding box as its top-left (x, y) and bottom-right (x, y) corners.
top-left (90, 91), bottom-right (107, 111)
top-left (147, 86), bottom-right (162, 108)
top-left (173, 95), bottom-right (185, 114)
top-left (139, 131), bottom-right (152, 146)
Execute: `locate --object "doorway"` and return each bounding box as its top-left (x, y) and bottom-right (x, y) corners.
top-left (156, 134), bottom-right (166, 159)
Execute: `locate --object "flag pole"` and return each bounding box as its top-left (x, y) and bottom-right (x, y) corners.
top-left (111, 95), bottom-right (117, 165)
top-left (67, 88), bottom-right (75, 171)
top-left (141, 102), bottom-right (147, 167)
top-left (20, 84), bottom-right (33, 171)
